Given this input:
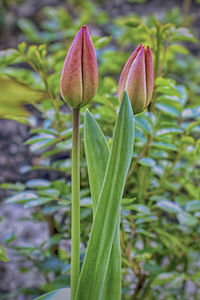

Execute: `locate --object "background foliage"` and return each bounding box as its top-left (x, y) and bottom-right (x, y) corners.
top-left (0, 0), bottom-right (200, 299)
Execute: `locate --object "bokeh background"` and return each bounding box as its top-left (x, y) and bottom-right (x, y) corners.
top-left (0, 0), bottom-right (199, 299)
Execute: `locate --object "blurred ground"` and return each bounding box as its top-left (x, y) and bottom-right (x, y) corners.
top-left (0, 204), bottom-right (48, 299)
top-left (0, 0), bottom-right (199, 299)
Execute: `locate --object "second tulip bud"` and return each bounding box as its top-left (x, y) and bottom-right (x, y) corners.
top-left (118, 44), bottom-right (154, 114)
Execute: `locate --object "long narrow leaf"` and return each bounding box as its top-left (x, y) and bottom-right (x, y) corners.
top-left (84, 110), bottom-right (110, 210)
top-left (84, 110), bottom-right (121, 299)
top-left (76, 91), bottom-right (135, 300)
top-left (34, 288), bottom-right (70, 300)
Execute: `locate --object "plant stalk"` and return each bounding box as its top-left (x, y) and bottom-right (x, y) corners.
top-left (71, 109), bottom-right (80, 300)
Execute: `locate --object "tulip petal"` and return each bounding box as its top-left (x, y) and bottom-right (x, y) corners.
top-left (82, 26), bottom-right (98, 106)
top-left (118, 44), bottom-right (143, 103)
top-left (125, 46), bottom-right (146, 114)
top-left (60, 28), bottom-right (83, 108)
top-left (145, 46), bottom-right (154, 106)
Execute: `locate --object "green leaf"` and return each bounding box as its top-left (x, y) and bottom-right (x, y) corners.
top-left (177, 212), bottom-right (198, 226)
top-left (156, 127), bottom-right (183, 136)
top-left (5, 191), bottom-right (38, 204)
top-left (84, 110), bottom-right (110, 210)
top-left (156, 103), bottom-right (179, 117)
top-left (94, 37), bottom-right (111, 49)
top-left (76, 91), bottom-right (134, 300)
top-left (152, 272), bottom-right (179, 286)
top-left (79, 198), bottom-right (92, 207)
top-left (18, 42), bottom-right (27, 54)
top-left (135, 215), bottom-right (158, 224)
top-left (30, 138), bottom-right (58, 151)
top-left (186, 200), bottom-right (200, 212)
top-left (171, 28), bottom-right (198, 43)
top-left (0, 182), bottom-right (25, 191)
top-left (0, 75), bottom-right (46, 118)
top-left (155, 228), bottom-right (187, 252)
top-left (0, 49), bottom-right (21, 67)
top-left (131, 204), bottom-right (151, 214)
top-left (156, 200), bottom-right (182, 214)
top-left (0, 246), bottom-right (9, 262)
top-left (168, 44), bottom-right (189, 55)
top-left (123, 16), bottom-right (141, 27)
top-left (83, 107), bottom-right (121, 299)
top-left (26, 179), bottom-right (51, 188)
top-left (121, 198), bottom-right (137, 206)
top-left (135, 229), bottom-right (155, 238)
top-left (24, 197), bottom-right (54, 208)
top-left (18, 19), bottom-right (41, 43)
top-left (3, 232), bottom-right (16, 244)
top-left (36, 256), bottom-right (65, 273)
top-left (135, 115), bottom-right (153, 135)
top-left (182, 106), bottom-right (200, 119)
top-left (151, 142), bottom-right (177, 151)
top-left (156, 85), bottom-right (182, 98)
top-left (25, 134), bottom-right (57, 145)
top-left (138, 157), bottom-right (156, 167)
top-left (35, 288), bottom-right (70, 300)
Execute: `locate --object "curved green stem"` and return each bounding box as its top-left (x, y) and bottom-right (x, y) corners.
top-left (71, 109), bottom-right (80, 300)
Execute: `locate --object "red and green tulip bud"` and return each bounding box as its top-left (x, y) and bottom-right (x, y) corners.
top-left (60, 25), bottom-right (98, 109)
top-left (118, 44), bottom-right (154, 114)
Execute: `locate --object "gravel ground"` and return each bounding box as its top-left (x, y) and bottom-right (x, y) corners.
top-left (0, 204), bottom-right (48, 300)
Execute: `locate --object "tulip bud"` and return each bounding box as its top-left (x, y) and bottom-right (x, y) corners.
top-left (60, 25), bottom-right (98, 109)
top-left (118, 44), bottom-right (154, 114)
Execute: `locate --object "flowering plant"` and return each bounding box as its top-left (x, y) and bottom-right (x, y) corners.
top-left (36, 25), bottom-right (153, 300)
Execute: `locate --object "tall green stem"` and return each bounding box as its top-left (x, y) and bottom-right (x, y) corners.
top-left (71, 109), bottom-right (80, 300)
top-left (155, 25), bottom-right (161, 78)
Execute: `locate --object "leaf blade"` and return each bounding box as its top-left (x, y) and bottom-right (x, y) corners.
top-left (84, 110), bottom-right (121, 300)
top-left (76, 91), bottom-right (134, 300)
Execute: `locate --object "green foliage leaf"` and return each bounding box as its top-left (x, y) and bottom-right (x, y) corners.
top-left (0, 246), bottom-right (9, 262)
top-left (5, 191), bottom-right (38, 204)
top-left (18, 19), bottom-right (41, 43)
top-left (156, 200), bottom-right (182, 214)
top-left (138, 157), bottom-right (156, 167)
top-left (84, 110), bottom-right (110, 210)
top-left (36, 256), bottom-right (65, 273)
top-left (152, 272), bottom-right (179, 286)
top-left (0, 75), bottom-right (46, 118)
top-left (76, 92), bottom-right (134, 300)
top-left (26, 179), bottom-right (51, 188)
top-left (18, 42), bottom-right (27, 55)
top-left (156, 103), bottom-right (179, 117)
top-left (3, 232), bottom-right (16, 244)
top-left (171, 27), bottom-right (198, 43)
top-left (0, 49), bottom-right (21, 66)
top-left (185, 200), bottom-right (200, 212)
top-left (135, 115), bottom-right (153, 135)
top-left (156, 127), bottom-right (183, 136)
top-left (35, 288), bottom-right (70, 300)
top-left (84, 109), bottom-right (121, 299)
top-left (94, 37), bottom-right (111, 49)
top-left (132, 204), bottom-right (151, 214)
top-left (151, 141), bottom-right (177, 151)
top-left (24, 197), bottom-right (54, 208)
top-left (177, 212), bottom-right (198, 226)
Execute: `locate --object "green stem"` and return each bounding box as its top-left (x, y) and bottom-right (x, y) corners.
top-left (155, 24), bottom-right (161, 78)
top-left (71, 109), bottom-right (80, 300)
